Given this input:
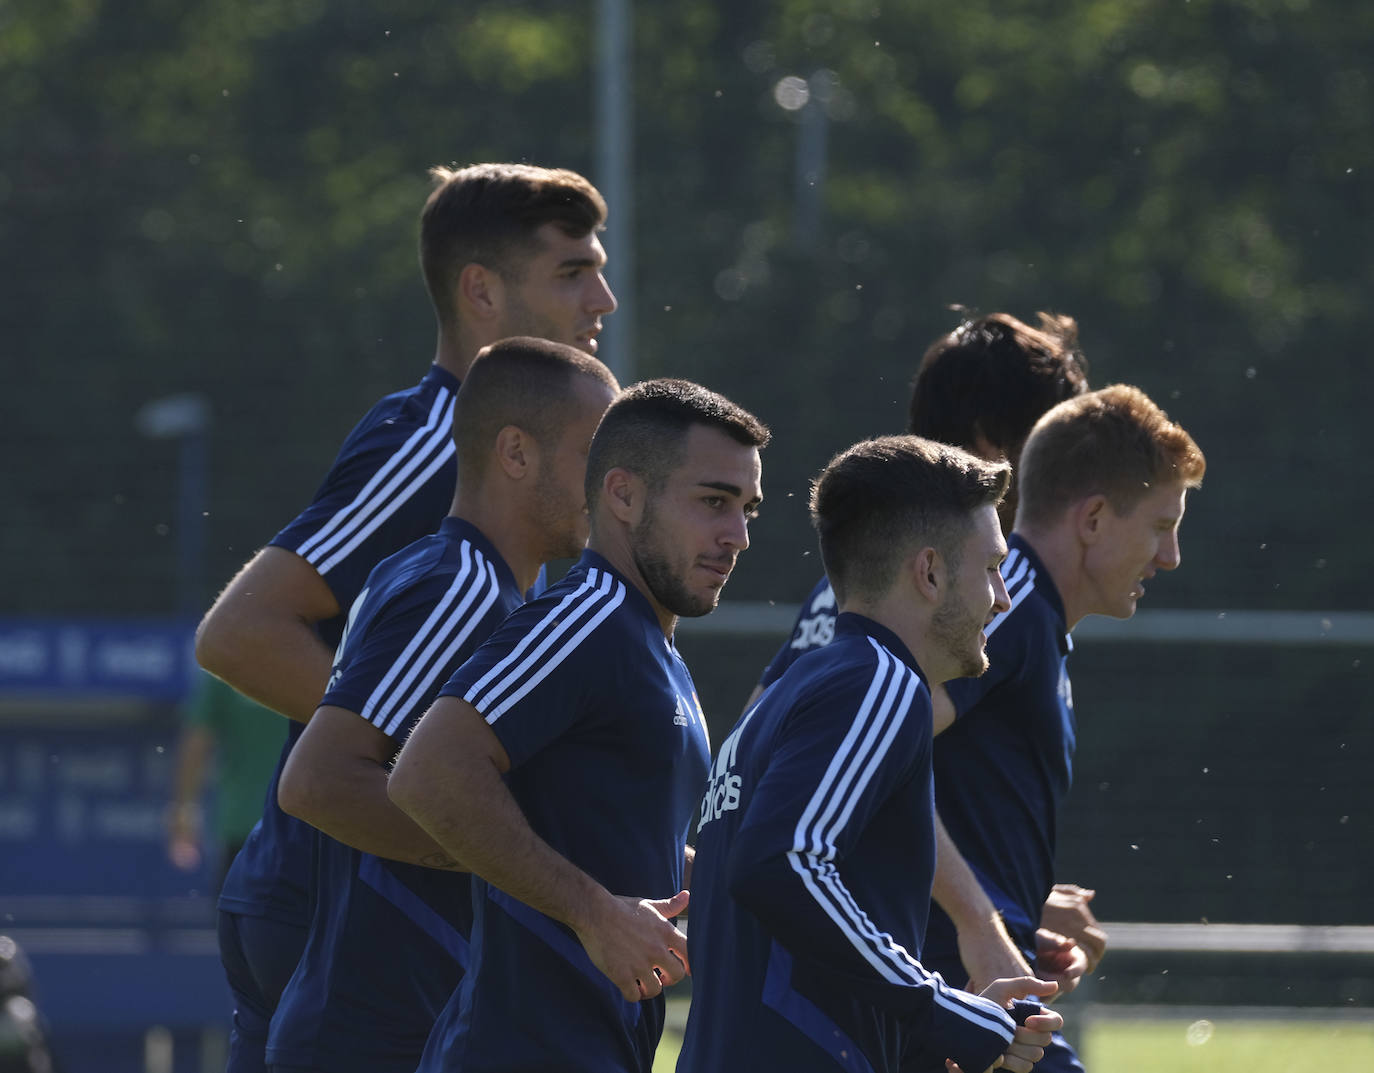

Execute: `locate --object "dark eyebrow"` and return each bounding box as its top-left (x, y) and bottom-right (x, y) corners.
top-left (557, 255), bottom-right (605, 270)
top-left (697, 480), bottom-right (763, 514)
top-left (698, 481), bottom-right (743, 496)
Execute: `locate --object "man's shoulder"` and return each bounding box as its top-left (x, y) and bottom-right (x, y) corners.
top-left (986, 560), bottom-right (1061, 652)
top-left (335, 371), bottom-right (459, 457)
top-left (775, 631), bottom-right (926, 718)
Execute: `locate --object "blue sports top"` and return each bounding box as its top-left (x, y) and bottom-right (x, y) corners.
top-left (417, 549), bottom-right (711, 1073)
top-left (758, 574), bottom-right (836, 690)
top-left (679, 613), bottom-right (1017, 1073)
top-left (267, 517), bottom-right (523, 1073)
top-left (923, 534), bottom-right (1076, 979)
top-left (217, 365), bottom-right (461, 927)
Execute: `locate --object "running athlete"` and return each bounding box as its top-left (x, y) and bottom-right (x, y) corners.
top-left (755, 311), bottom-right (1089, 694)
top-left (193, 163), bottom-right (616, 1073)
top-left (749, 312), bottom-right (1105, 989)
top-left (923, 386), bottom-right (1205, 1073)
top-left (679, 435), bottom-right (1062, 1073)
top-left (267, 341), bottom-right (617, 1073)
top-left (389, 380), bottom-right (769, 1073)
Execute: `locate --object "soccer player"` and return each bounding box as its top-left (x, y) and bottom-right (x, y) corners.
top-left (388, 379), bottom-right (770, 1073)
top-left (267, 339), bottom-right (618, 1073)
top-left (678, 435), bottom-right (1063, 1073)
top-left (923, 385), bottom-right (1205, 1073)
top-left (748, 311), bottom-right (1106, 988)
top-left (194, 163), bottom-right (616, 1073)
top-left (756, 311), bottom-right (1089, 693)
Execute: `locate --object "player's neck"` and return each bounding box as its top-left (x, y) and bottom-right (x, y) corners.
top-left (587, 532), bottom-right (678, 638)
top-left (841, 593), bottom-right (948, 683)
top-left (432, 325), bottom-right (483, 381)
top-left (1010, 524), bottom-right (1088, 631)
top-left (451, 494), bottom-right (544, 596)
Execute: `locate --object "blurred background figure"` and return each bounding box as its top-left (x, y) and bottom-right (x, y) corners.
top-left (0, 936), bottom-right (55, 1073)
top-left (166, 671), bottom-right (282, 888)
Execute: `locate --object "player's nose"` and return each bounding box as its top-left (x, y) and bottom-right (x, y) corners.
top-left (722, 508), bottom-right (750, 552)
top-left (991, 565), bottom-right (1012, 615)
top-left (1156, 529), bottom-right (1182, 571)
top-left (589, 271), bottom-right (617, 315)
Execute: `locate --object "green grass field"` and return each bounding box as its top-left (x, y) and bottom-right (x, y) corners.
top-left (651, 1003), bottom-right (1374, 1071)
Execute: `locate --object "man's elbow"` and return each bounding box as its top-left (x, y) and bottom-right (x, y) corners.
top-left (276, 761), bottom-right (317, 827)
top-left (194, 601), bottom-right (249, 681)
top-left (386, 756), bottom-right (422, 821)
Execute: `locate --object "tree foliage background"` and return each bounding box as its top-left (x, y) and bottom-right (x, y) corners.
top-left (5, 0), bottom-right (1369, 616)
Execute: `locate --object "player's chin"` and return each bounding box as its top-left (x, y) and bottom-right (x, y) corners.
top-left (677, 587), bottom-right (724, 619)
top-left (551, 530), bottom-right (590, 562)
top-left (960, 648), bottom-right (990, 679)
top-left (1110, 594), bottom-right (1141, 619)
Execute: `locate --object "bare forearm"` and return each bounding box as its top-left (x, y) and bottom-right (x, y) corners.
top-left (932, 811), bottom-right (1031, 988)
top-left (280, 752), bottom-right (461, 869)
top-left (196, 612), bottom-right (333, 722)
top-left (196, 547), bottom-right (341, 722)
top-left (390, 747), bottom-right (606, 931)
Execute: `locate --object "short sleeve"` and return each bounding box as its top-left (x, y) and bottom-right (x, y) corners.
top-left (270, 410), bottom-right (455, 613)
top-left (443, 580), bottom-right (629, 769)
top-left (324, 552), bottom-right (514, 742)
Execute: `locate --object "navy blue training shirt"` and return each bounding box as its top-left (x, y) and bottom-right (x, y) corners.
top-left (217, 365), bottom-right (460, 928)
top-left (758, 574), bottom-right (835, 690)
top-left (417, 549), bottom-right (711, 1073)
top-left (923, 534), bottom-right (1076, 979)
top-left (679, 613), bottom-right (1017, 1073)
top-left (267, 518), bottom-right (523, 1073)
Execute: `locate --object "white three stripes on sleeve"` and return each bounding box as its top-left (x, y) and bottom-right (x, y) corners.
top-left (785, 637), bottom-right (1013, 1038)
top-left (984, 548), bottom-right (1037, 640)
top-left (464, 568), bottom-right (626, 724)
top-left (297, 390), bottom-right (457, 577)
top-left (360, 543), bottom-right (503, 738)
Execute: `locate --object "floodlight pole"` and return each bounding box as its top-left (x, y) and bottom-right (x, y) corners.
top-left (135, 393), bottom-right (210, 619)
top-left (595, 0), bottom-right (634, 384)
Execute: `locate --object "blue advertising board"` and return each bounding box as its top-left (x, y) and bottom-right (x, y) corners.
top-left (0, 620), bottom-right (235, 1059)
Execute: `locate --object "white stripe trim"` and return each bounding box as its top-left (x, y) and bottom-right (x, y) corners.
top-left (463, 569), bottom-right (615, 704)
top-left (985, 552), bottom-right (1037, 639)
top-left (296, 390), bottom-right (456, 574)
top-left (466, 569), bottom-right (626, 723)
top-left (383, 569), bottom-right (501, 736)
top-left (315, 438), bottom-right (456, 576)
top-left (356, 544), bottom-right (505, 737)
top-left (782, 639), bottom-right (1017, 1038)
top-left (786, 642), bottom-right (927, 985)
top-left (359, 543), bottom-right (476, 729)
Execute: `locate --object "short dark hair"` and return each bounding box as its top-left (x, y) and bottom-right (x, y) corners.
top-left (420, 163), bottom-right (608, 327)
top-left (909, 311), bottom-right (1089, 470)
top-left (811, 435), bottom-right (1011, 604)
top-left (454, 337), bottom-right (619, 490)
top-left (585, 379), bottom-right (770, 508)
top-left (1017, 384), bottom-right (1206, 528)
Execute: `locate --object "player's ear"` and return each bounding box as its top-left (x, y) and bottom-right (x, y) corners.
top-left (1075, 494), bottom-right (1110, 546)
top-left (910, 546), bottom-right (941, 604)
top-left (494, 425), bottom-right (533, 480)
top-left (602, 467), bottom-right (645, 525)
top-left (457, 262), bottom-right (501, 321)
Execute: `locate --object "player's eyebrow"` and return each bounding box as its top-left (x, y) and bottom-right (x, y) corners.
top-left (697, 480), bottom-right (743, 496)
top-left (557, 254), bottom-right (606, 270)
top-left (698, 480), bottom-right (763, 513)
